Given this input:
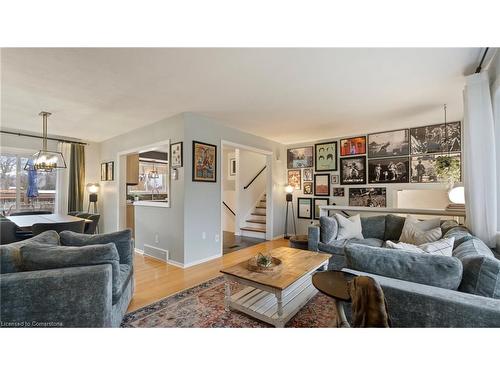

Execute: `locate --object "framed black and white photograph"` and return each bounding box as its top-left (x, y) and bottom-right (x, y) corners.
top-left (100, 162), bottom-right (107, 181)
top-left (229, 158), bottom-right (236, 176)
top-left (368, 129), bottom-right (409, 157)
top-left (303, 181), bottom-right (313, 195)
top-left (410, 122), bottom-right (461, 155)
top-left (368, 157), bottom-right (409, 183)
top-left (313, 198), bottom-right (329, 220)
top-left (332, 187), bottom-right (345, 197)
top-left (410, 153), bottom-right (461, 183)
top-left (340, 136), bottom-right (366, 156)
top-left (331, 174), bottom-right (339, 184)
top-left (106, 161), bottom-right (114, 181)
top-left (340, 156), bottom-right (366, 185)
top-left (314, 173), bottom-right (330, 196)
top-left (287, 169), bottom-right (302, 190)
top-left (349, 188), bottom-right (386, 207)
top-left (315, 141), bottom-right (337, 171)
top-left (170, 141), bottom-right (183, 168)
top-left (287, 146), bottom-right (313, 169)
top-left (303, 168), bottom-right (313, 181)
top-left (297, 197), bottom-right (312, 219)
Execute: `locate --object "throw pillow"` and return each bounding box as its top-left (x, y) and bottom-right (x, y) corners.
top-left (409, 226), bottom-right (442, 245)
top-left (385, 237), bottom-right (455, 257)
top-left (334, 214), bottom-right (364, 241)
top-left (399, 215), bottom-right (441, 244)
top-left (319, 216), bottom-right (338, 244)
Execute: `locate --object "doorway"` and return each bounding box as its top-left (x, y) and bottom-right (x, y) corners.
top-left (220, 141), bottom-right (273, 254)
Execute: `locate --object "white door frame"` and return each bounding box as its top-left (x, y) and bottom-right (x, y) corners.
top-left (220, 140), bottom-right (274, 256)
top-left (115, 139), bottom-right (170, 231)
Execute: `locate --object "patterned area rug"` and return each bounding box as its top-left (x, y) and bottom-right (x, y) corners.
top-left (122, 276), bottom-right (337, 328)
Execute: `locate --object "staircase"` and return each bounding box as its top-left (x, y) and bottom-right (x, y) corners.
top-left (240, 194), bottom-right (267, 239)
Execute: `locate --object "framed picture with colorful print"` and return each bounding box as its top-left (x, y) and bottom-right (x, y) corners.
top-left (313, 198), bottom-right (329, 220)
top-left (287, 169), bottom-right (302, 190)
top-left (303, 182), bottom-right (313, 195)
top-left (287, 146), bottom-right (313, 169)
top-left (297, 197), bottom-right (312, 219)
top-left (340, 136), bottom-right (366, 156)
top-left (192, 141), bottom-right (217, 182)
top-left (315, 141), bottom-right (337, 172)
top-left (314, 173), bottom-right (330, 196)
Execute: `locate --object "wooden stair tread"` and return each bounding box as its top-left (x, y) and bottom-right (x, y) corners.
top-left (251, 212), bottom-right (266, 216)
top-left (246, 219), bottom-right (266, 224)
top-left (240, 226), bottom-right (266, 233)
top-left (255, 205), bottom-right (266, 209)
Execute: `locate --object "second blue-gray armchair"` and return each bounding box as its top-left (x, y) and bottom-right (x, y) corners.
top-left (0, 229), bottom-right (134, 327)
top-left (309, 214), bottom-right (500, 327)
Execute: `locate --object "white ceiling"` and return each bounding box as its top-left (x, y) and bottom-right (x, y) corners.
top-left (1, 48), bottom-right (482, 144)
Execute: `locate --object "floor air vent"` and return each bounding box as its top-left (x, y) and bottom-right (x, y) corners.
top-left (143, 244), bottom-right (169, 263)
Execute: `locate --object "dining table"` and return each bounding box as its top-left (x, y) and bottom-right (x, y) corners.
top-left (6, 213), bottom-right (92, 230)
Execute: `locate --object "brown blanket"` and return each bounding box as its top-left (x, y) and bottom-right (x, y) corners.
top-left (348, 276), bottom-right (391, 328)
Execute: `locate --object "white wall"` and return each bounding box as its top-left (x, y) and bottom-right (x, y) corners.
top-left (222, 147), bottom-right (236, 232)
top-left (236, 149), bottom-right (267, 233)
top-left (286, 137), bottom-right (454, 235)
top-left (96, 114), bottom-right (186, 263)
top-left (182, 113), bottom-right (286, 265)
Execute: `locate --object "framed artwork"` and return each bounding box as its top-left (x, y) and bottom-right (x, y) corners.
top-left (303, 182), bottom-right (313, 195)
top-left (303, 168), bottom-right (313, 181)
top-left (349, 188), bottom-right (386, 207)
top-left (106, 162), bottom-right (114, 181)
top-left (170, 142), bottom-right (183, 168)
top-left (314, 174), bottom-right (330, 196)
top-left (297, 197), bottom-right (312, 219)
top-left (332, 187), bottom-right (345, 197)
top-left (410, 122), bottom-right (461, 155)
top-left (331, 174), bottom-right (339, 184)
top-left (340, 136), bottom-right (366, 156)
top-left (287, 169), bottom-right (302, 190)
top-left (410, 153), bottom-right (461, 183)
top-left (315, 141), bottom-right (337, 171)
top-left (340, 156), bottom-right (366, 185)
top-left (192, 141), bottom-right (217, 182)
top-left (368, 129), bottom-right (409, 158)
top-left (229, 158), bottom-right (236, 176)
top-left (287, 146), bottom-right (313, 169)
top-left (368, 157), bottom-right (409, 184)
top-left (100, 163), bottom-right (107, 181)
top-left (313, 198), bottom-right (329, 220)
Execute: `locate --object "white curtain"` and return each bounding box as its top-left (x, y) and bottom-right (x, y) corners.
top-left (463, 72), bottom-right (497, 247)
top-left (54, 142), bottom-right (71, 214)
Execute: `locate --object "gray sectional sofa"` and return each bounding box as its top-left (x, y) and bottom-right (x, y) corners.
top-left (0, 229), bottom-right (134, 327)
top-left (309, 215), bottom-right (500, 327)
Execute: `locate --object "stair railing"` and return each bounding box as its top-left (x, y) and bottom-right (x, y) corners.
top-left (223, 201), bottom-right (236, 216)
top-left (243, 166), bottom-right (266, 190)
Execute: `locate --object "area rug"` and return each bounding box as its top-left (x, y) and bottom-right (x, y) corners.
top-left (121, 276), bottom-right (337, 327)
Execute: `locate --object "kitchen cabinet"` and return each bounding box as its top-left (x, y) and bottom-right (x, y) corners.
top-left (126, 154), bottom-right (139, 185)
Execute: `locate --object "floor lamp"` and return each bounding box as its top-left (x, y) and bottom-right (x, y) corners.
top-left (86, 183), bottom-right (99, 214)
top-left (284, 185), bottom-right (296, 239)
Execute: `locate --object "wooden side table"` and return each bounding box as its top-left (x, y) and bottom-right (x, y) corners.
top-left (312, 270), bottom-right (355, 327)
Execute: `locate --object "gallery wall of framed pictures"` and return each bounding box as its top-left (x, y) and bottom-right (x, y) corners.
top-left (287, 121), bottom-right (462, 219)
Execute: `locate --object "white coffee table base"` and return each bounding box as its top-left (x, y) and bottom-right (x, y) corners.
top-left (224, 262), bottom-right (327, 328)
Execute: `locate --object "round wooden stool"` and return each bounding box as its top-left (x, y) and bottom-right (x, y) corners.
top-left (288, 235), bottom-right (308, 250)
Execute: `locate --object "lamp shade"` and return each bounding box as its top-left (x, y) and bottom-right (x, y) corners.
top-left (86, 183), bottom-right (100, 194)
top-left (448, 186), bottom-right (465, 204)
top-left (285, 185), bottom-right (294, 194)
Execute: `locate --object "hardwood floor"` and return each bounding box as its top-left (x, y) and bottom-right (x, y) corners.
top-left (128, 237), bottom-right (289, 312)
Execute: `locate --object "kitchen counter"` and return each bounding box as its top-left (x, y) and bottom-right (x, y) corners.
top-left (133, 200), bottom-right (169, 208)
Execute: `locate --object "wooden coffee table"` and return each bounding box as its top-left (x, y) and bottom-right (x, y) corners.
top-left (220, 247), bottom-right (331, 327)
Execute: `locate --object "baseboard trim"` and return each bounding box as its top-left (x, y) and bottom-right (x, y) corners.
top-left (272, 234), bottom-right (285, 240)
top-left (183, 253), bottom-right (222, 268)
top-left (134, 248), bottom-right (144, 254)
top-left (166, 259), bottom-right (184, 268)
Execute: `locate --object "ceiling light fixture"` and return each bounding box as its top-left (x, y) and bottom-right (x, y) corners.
top-left (24, 112), bottom-right (67, 172)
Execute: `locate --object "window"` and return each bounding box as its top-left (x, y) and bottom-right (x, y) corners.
top-left (127, 160), bottom-right (169, 198)
top-left (0, 152), bottom-right (56, 214)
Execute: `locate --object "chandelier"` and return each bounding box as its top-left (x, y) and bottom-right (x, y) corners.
top-left (24, 112), bottom-right (67, 172)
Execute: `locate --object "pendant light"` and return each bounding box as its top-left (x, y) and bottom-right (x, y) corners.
top-left (148, 163), bottom-right (159, 179)
top-left (24, 112), bottom-right (67, 172)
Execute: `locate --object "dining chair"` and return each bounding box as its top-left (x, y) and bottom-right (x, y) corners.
top-left (75, 213), bottom-right (101, 234)
top-left (10, 210), bottom-right (53, 216)
top-left (32, 220), bottom-right (86, 236)
top-left (0, 219), bottom-right (19, 244)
